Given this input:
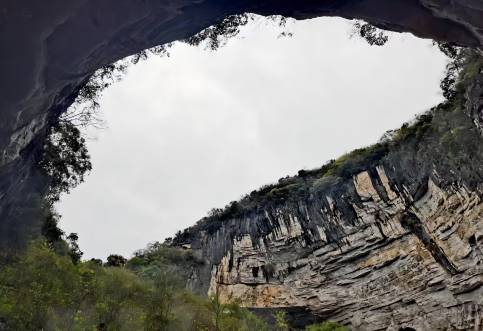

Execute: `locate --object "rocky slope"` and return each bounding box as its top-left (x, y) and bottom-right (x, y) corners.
top-left (173, 53), bottom-right (483, 330)
top-left (1, 0), bottom-right (483, 250)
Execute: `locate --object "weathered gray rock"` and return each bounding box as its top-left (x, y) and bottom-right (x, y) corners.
top-left (197, 174), bottom-right (482, 330)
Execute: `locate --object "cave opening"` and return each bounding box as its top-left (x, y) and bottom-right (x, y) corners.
top-left (2, 3), bottom-right (483, 330)
top-left (52, 15), bottom-right (449, 260)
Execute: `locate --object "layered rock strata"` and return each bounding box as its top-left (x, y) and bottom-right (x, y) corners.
top-left (204, 173), bottom-right (482, 330)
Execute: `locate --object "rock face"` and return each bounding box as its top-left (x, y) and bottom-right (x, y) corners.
top-left (173, 54), bottom-right (483, 330)
top-left (1, 1), bottom-right (483, 249)
top-left (202, 174), bottom-right (482, 330)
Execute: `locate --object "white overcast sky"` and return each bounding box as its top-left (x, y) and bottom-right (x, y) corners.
top-left (57, 16), bottom-right (448, 260)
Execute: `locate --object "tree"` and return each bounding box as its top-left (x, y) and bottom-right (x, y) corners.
top-left (93, 267), bottom-right (145, 330)
top-left (0, 242), bottom-right (275, 331)
top-left (106, 254), bottom-right (127, 268)
top-left (66, 232), bottom-right (84, 264)
top-left (90, 258), bottom-right (103, 266)
top-left (39, 121), bottom-right (92, 204)
top-left (353, 22), bottom-right (388, 46)
top-left (210, 289), bottom-right (224, 331)
top-left (41, 207), bottom-right (64, 247)
top-left (144, 272), bottom-right (177, 331)
top-left (184, 14), bottom-right (252, 50)
top-left (0, 243), bottom-right (88, 330)
top-left (434, 42), bottom-right (464, 101)
top-left (130, 44), bottom-right (172, 65)
top-left (61, 62), bottom-right (127, 129)
top-left (435, 41), bottom-right (460, 60)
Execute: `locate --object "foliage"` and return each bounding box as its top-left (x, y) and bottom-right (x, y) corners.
top-left (41, 206), bottom-right (65, 247)
top-left (0, 243), bottom-right (94, 330)
top-left (439, 45), bottom-right (463, 100)
top-left (143, 272), bottom-right (177, 331)
top-left (184, 14), bottom-right (252, 50)
top-left (204, 289), bottom-right (271, 331)
top-left (127, 241), bottom-right (203, 283)
top-left (130, 44), bottom-right (173, 65)
top-left (39, 205), bottom-right (86, 266)
top-left (435, 43), bottom-right (483, 102)
top-left (61, 62), bottom-right (127, 129)
top-left (435, 42), bottom-right (460, 59)
top-left (66, 232), bottom-right (83, 264)
top-left (106, 254), bottom-right (128, 268)
top-left (305, 321), bottom-right (350, 331)
top-left (39, 121), bottom-right (92, 204)
top-left (322, 143), bottom-right (389, 179)
top-left (93, 267), bottom-right (146, 330)
top-left (352, 21), bottom-right (388, 46)
top-left (0, 243), bottom-right (272, 331)
top-left (274, 311), bottom-right (289, 331)
top-left (389, 112), bottom-right (434, 143)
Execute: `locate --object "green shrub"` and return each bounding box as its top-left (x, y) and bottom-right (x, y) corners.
top-left (0, 242), bottom-right (272, 331)
top-left (274, 310), bottom-right (289, 331)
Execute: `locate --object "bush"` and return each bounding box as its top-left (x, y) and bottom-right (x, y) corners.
top-left (274, 311), bottom-right (289, 331)
top-left (0, 243), bottom-right (271, 331)
top-left (106, 254), bottom-right (127, 268)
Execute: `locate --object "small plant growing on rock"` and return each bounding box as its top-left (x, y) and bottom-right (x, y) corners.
top-left (274, 311), bottom-right (289, 331)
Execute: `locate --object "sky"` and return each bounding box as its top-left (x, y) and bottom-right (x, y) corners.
top-left (57, 16), bottom-right (448, 260)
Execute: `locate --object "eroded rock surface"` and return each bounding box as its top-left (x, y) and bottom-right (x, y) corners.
top-left (204, 174), bottom-right (482, 330)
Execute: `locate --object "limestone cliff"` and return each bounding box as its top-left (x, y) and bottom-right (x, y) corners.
top-left (173, 53), bottom-right (483, 330)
